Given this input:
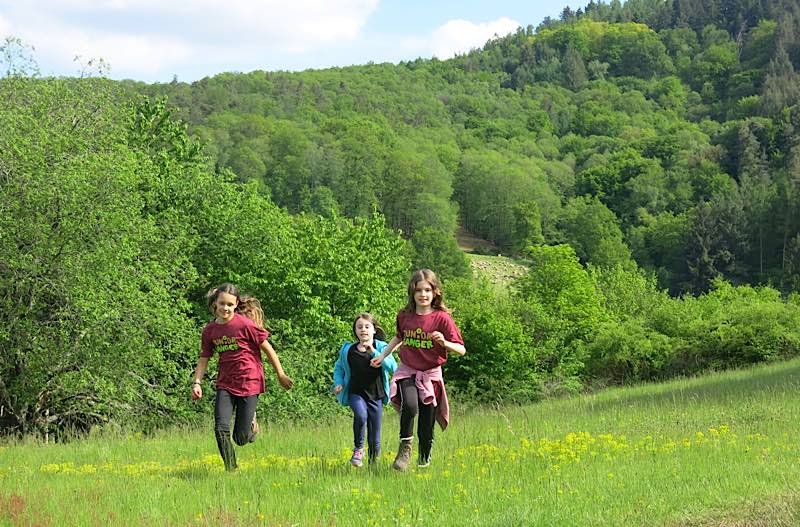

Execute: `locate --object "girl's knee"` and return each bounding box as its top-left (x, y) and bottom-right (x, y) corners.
top-left (232, 431), bottom-right (249, 446)
top-left (401, 402), bottom-right (419, 416)
top-left (352, 403), bottom-right (369, 421)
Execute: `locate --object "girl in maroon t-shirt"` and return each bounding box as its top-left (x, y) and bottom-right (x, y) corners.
top-left (371, 269), bottom-right (466, 471)
top-left (190, 283), bottom-right (293, 471)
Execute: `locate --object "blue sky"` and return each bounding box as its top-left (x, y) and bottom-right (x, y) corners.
top-left (0, 1), bottom-right (585, 82)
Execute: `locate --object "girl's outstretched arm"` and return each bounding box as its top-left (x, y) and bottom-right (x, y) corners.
top-left (191, 356), bottom-right (209, 400)
top-left (370, 335), bottom-right (401, 367)
top-left (261, 340), bottom-right (293, 389)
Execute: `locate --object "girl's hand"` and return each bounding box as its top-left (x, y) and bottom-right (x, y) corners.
top-left (431, 331), bottom-right (446, 346)
top-left (333, 384), bottom-right (343, 394)
top-left (369, 357), bottom-right (382, 368)
top-left (191, 383), bottom-right (202, 400)
top-left (278, 374), bottom-right (294, 390)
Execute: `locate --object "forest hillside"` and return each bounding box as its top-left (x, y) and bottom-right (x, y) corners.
top-left (3, 0), bottom-right (800, 437)
top-left (136, 0), bottom-right (800, 294)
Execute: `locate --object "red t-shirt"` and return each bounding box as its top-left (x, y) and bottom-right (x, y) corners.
top-left (395, 310), bottom-right (464, 371)
top-left (201, 313), bottom-right (270, 396)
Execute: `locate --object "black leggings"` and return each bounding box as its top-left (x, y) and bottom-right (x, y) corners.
top-left (397, 378), bottom-right (436, 460)
top-left (214, 389), bottom-right (259, 471)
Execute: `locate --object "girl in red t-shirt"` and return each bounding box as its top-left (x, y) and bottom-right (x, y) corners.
top-left (371, 269), bottom-right (466, 470)
top-left (191, 283), bottom-right (293, 471)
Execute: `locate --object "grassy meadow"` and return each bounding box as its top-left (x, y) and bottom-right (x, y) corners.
top-left (467, 253), bottom-right (529, 286)
top-left (2, 358), bottom-right (800, 526)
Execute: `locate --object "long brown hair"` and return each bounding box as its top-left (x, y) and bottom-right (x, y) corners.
top-left (238, 295), bottom-right (265, 329)
top-left (401, 268), bottom-right (448, 314)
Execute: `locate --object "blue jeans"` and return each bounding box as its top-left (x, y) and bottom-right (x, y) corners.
top-left (350, 393), bottom-right (383, 462)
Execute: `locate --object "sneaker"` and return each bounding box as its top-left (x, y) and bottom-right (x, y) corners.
top-left (350, 448), bottom-right (364, 467)
top-left (392, 439), bottom-right (412, 471)
top-left (417, 456), bottom-right (431, 468)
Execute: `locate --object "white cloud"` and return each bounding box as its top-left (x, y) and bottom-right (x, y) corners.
top-left (0, 0), bottom-right (379, 78)
top-left (74, 33), bottom-right (192, 76)
top-left (431, 17), bottom-right (520, 59)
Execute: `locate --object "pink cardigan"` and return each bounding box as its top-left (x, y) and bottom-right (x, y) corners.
top-left (389, 362), bottom-right (450, 430)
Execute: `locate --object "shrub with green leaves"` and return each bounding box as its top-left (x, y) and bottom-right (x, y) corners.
top-left (445, 277), bottom-right (541, 403)
top-left (514, 244), bottom-right (609, 391)
top-left (586, 319), bottom-right (673, 383)
top-left (672, 280), bottom-right (800, 372)
top-left (257, 214), bottom-right (409, 419)
top-left (0, 78), bottom-right (202, 436)
top-left (410, 226), bottom-right (471, 280)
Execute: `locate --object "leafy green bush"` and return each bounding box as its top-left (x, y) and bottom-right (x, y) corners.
top-left (445, 278), bottom-right (541, 403)
top-left (0, 78), bottom-right (201, 436)
top-left (589, 264), bottom-right (668, 320)
top-left (411, 226), bottom-right (471, 280)
top-left (0, 77), bottom-right (411, 435)
top-left (514, 244), bottom-right (609, 391)
top-left (672, 280), bottom-right (800, 372)
top-left (586, 319), bottom-right (673, 382)
top-left (193, 209), bottom-right (410, 420)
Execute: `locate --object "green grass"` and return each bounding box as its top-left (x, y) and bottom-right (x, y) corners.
top-left (468, 253), bottom-right (528, 287)
top-left (2, 359), bottom-right (800, 526)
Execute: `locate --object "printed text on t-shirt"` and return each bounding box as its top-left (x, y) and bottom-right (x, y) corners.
top-left (213, 335), bottom-right (240, 353)
top-left (403, 327), bottom-right (434, 349)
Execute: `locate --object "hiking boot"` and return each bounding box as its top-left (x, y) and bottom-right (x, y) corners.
top-left (418, 440), bottom-right (432, 468)
top-left (392, 439), bottom-right (413, 471)
top-left (417, 454), bottom-right (431, 468)
top-left (350, 448), bottom-right (364, 467)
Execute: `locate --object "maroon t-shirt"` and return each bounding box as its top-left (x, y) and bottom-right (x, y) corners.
top-left (395, 310), bottom-right (464, 371)
top-left (201, 313), bottom-right (270, 396)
